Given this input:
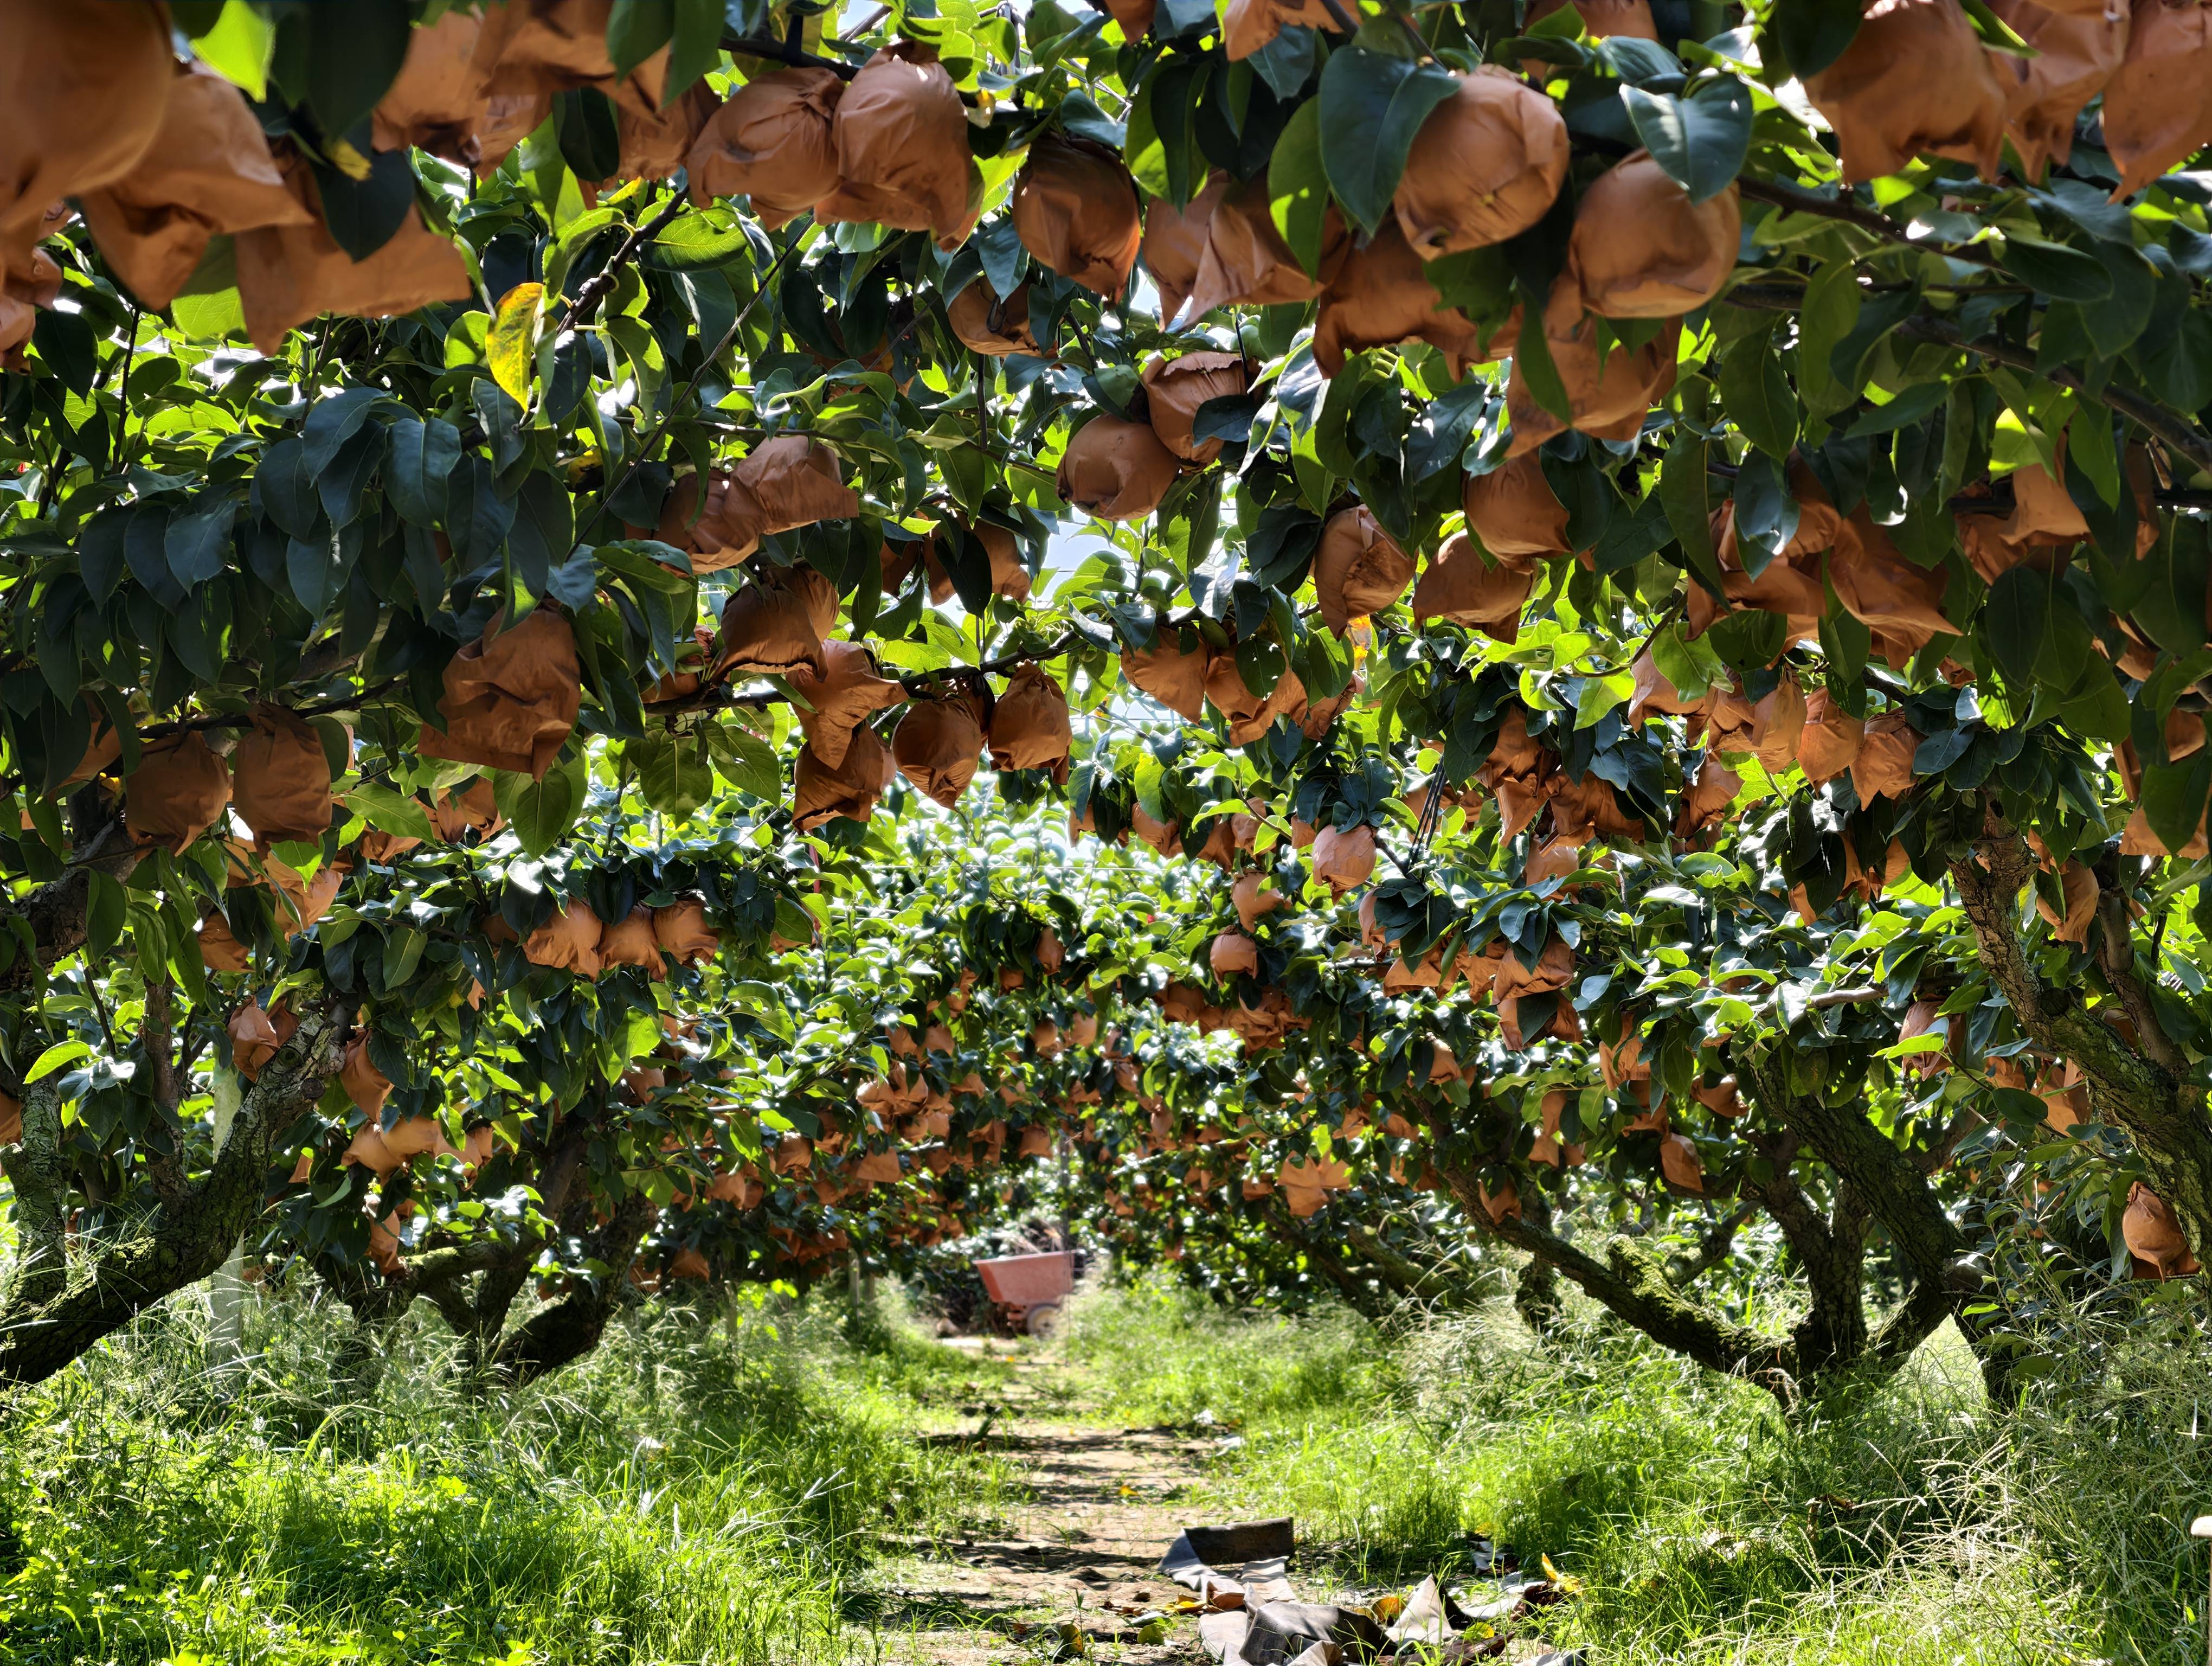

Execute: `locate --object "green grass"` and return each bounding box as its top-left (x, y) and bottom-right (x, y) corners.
top-left (1062, 1278), bottom-right (2212, 1665)
top-left (15, 1266), bottom-right (2212, 1666)
top-left (0, 1285), bottom-right (1020, 1666)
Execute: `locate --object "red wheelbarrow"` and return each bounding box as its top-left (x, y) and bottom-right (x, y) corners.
top-left (975, 1250), bottom-right (1074, 1338)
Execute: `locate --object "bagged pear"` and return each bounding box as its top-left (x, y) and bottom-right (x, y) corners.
top-left (733, 437), bottom-right (859, 534)
top-left (1313, 221), bottom-right (1512, 378)
top-left (2101, 0), bottom-right (2212, 197)
top-left (1222, 0), bottom-right (1344, 59)
top-left (790, 640), bottom-right (904, 769)
top-left (893, 688), bottom-right (989, 807)
top-left (419, 607), bottom-right (581, 781)
top-left (125, 732), bottom-right (232, 854)
top-left (1567, 152), bottom-right (1740, 318)
top-left (1140, 352), bottom-right (1250, 464)
top-left (1012, 133), bottom-right (1144, 297)
top-left (233, 148), bottom-right (473, 355)
top-left (1180, 176), bottom-right (1348, 322)
top-left (815, 44), bottom-right (973, 242)
top-left (1507, 278), bottom-right (1677, 452)
top-left (685, 67), bottom-right (845, 227)
top-left (231, 704), bottom-right (336, 845)
top-left (1120, 624), bottom-right (1211, 720)
top-left (1057, 416), bottom-right (1180, 521)
top-left (78, 65), bottom-right (315, 310)
top-left (0, 0), bottom-right (173, 274)
top-left (715, 567), bottom-right (836, 681)
top-left (1393, 67), bottom-right (1569, 259)
top-left (793, 724), bottom-right (893, 829)
top-left (988, 665), bottom-right (1073, 783)
top-left (1313, 507), bottom-right (1416, 633)
top-left (1464, 454), bottom-right (1573, 559)
top-left (1983, 0), bottom-right (2126, 182)
top-left (1411, 534), bottom-right (1536, 642)
top-left (523, 898), bottom-right (603, 976)
top-left (948, 279), bottom-right (1041, 356)
top-left (1801, 0), bottom-right (2009, 184)
top-left (1141, 172), bottom-right (1229, 325)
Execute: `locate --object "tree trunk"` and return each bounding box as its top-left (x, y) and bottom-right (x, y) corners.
top-left (1953, 817), bottom-right (2212, 1263)
top-left (0, 1004), bottom-right (346, 1386)
top-left (488, 1193), bottom-right (654, 1388)
top-left (1734, 1051), bottom-right (2011, 1400)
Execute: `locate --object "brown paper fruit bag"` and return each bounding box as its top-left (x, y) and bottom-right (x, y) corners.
top-left (1057, 416), bottom-right (1180, 521)
top-left (1314, 507), bottom-right (1416, 632)
top-left (419, 607), bottom-right (581, 780)
top-left (1801, 0), bottom-right (2009, 184)
top-left (894, 688), bottom-right (989, 807)
top-left (1012, 133), bottom-right (1144, 297)
top-left (231, 704), bottom-right (336, 845)
top-left (685, 67), bottom-right (845, 227)
top-left (1394, 66), bottom-right (1569, 259)
top-left (125, 732), bottom-right (233, 854)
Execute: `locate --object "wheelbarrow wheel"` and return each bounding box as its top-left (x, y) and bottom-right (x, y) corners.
top-left (1024, 1301), bottom-right (1063, 1340)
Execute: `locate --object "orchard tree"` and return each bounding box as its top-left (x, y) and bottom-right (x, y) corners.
top-left (7, 0), bottom-right (2212, 1392)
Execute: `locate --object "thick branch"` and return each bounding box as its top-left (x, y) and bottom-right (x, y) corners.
top-left (0, 1080), bottom-right (70, 1312)
top-left (1425, 1142), bottom-right (1795, 1393)
top-left (488, 1191), bottom-right (655, 1388)
top-left (0, 815), bottom-right (145, 996)
top-left (0, 1005), bottom-right (347, 1386)
top-left (1954, 822), bottom-right (2212, 1257)
top-left (2092, 865), bottom-right (2187, 1074)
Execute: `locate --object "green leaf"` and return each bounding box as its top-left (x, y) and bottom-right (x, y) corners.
top-left (633, 733), bottom-right (713, 817)
top-left (665, 0), bottom-right (724, 100)
top-left (2067, 404), bottom-right (2120, 508)
top-left (387, 416), bottom-right (461, 527)
top-left (189, 0), bottom-right (275, 100)
top-left (166, 497), bottom-right (236, 594)
top-left (2143, 752), bottom-right (2212, 855)
top-left (310, 146), bottom-right (417, 261)
top-left (1268, 98), bottom-right (1330, 281)
top-left (25, 1040), bottom-right (89, 1084)
top-left (302, 0), bottom-right (411, 139)
top-left (1236, 635), bottom-right (1286, 700)
top-left (1982, 565), bottom-right (2050, 687)
top-left (1795, 259), bottom-right (1861, 420)
top-left (493, 751), bottom-right (587, 857)
top-left (1513, 300), bottom-right (1571, 425)
top-left (31, 310), bottom-right (95, 395)
top-left (1316, 50), bottom-right (1458, 236)
top-left (344, 783), bottom-right (435, 842)
top-left (1999, 235), bottom-right (2112, 302)
top-left (487, 282), bottom-right (544, 408)
top-left (555, 88), bottom-right (623, 181)
top-left (2131, 517), bottom-right (2210, 657)
top-left (1659, 431), bottom-right (1724, 593)
top-left (1715, 317), bottom-right (1797, 458)
top-left (382, 926), bottom-right (427, 990)
top-left (1769, 0), bottom-right (1861, 77)
top-left (705, 722), bottom-right (783, 799)
top-left (1126, 59), bottom-right (1203, 207)
top-left (1620, 77), bottom-right (1752, 204)
top-left (86, 870), bottom-right (126, 958)
top-left (607, 0), bottom-right (677, 79)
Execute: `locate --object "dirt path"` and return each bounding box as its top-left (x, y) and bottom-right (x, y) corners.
top-left (863, 1341), bottom-right (1219, 1666)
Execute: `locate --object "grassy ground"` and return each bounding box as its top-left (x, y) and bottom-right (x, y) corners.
top-left (10, 1269), bottom-right (2212, 1665)
top-left (1059, 1277), bottom-right (2212, 1666)
top-left (0, 1284), bottom-right (1020, 1666)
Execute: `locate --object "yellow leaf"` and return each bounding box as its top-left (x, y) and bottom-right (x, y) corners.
top-left (487, 282), bottom-right (545, 408)
top-left (325, 136), bottom-right (372, 182)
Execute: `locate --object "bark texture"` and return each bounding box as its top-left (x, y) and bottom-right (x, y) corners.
top-left (0, 1004), bottom-right (346, 1386)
